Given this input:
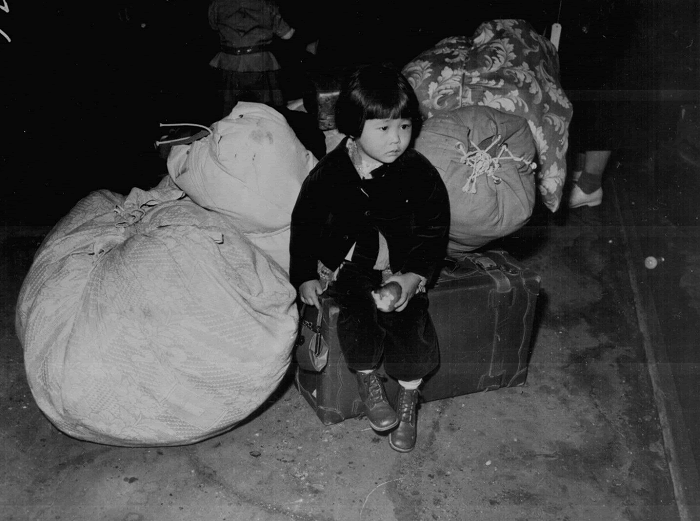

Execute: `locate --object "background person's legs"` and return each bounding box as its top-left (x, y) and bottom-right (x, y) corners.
top-left (570, 150), bottom-right (611, 208)
top-left (571, 152), bottom-right (586, 181)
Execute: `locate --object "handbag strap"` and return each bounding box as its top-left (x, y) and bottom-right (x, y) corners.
top-left (300, 304), bottom-right (323, 334)
top-left (295, 304), bottom-right (323, 351)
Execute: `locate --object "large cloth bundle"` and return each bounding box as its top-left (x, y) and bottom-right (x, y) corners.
top-left (167, 102), bottom-right (318, 272)
top-left (16, 179), bottom-right (298, 446)
top-left (403, 19), bottom-right (572, 212)
top-left (415, 105), bottom-right (537, 254)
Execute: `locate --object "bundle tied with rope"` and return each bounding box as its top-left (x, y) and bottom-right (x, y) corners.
top-left (456, 136), bottom-right (537, 195)
top-left (415, 105), bottom-right (538, 254)
top-left (15, 177), bottom-right (299, 446)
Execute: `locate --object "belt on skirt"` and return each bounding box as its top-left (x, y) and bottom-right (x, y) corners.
top-left (220, 44), bottom-right (271, 55)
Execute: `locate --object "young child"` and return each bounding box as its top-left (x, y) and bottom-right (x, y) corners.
top-left (289, 64), bottom-right (450, 453)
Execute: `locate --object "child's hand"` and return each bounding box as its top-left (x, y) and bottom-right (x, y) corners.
top-left (384, 273), bottom-right (423, 312)
top-left (299, 280), bottom-right (323, 310)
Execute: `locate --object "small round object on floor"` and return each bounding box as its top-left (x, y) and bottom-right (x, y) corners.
top-left (644, 256), bottom-right (665, 269)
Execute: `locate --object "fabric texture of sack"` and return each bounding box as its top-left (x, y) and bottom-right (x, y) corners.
top-left (415, 105), bottom-right (537, 254)
top-left (244, 226), bottom-right (292, 274)
top-left (16, 177), bottom-right (298, 446)
top-left (403, 19), bottom-right (572, 212)
top-left (166, 102), bottom-right (318, 269)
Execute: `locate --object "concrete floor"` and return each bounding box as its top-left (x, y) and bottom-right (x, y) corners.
top-left (0, 150), bottom-right (695, 520)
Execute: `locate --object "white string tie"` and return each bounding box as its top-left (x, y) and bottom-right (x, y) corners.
top-left (114, 199), bottom-right (158, 229)
top-left (154, 122), bottom-right (213, 147)
top-left (455, 136), bottom-right (537, 194)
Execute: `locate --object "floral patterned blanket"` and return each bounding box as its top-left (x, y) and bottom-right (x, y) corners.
top-left (403, 19), bottom-right (572, 211)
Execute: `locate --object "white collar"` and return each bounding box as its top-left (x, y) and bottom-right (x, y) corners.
top-left (347, 139), bottom-right (383, 180)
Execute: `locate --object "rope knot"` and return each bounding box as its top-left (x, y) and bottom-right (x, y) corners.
top-left (455, 135), bottom-right (536, 194)
top-left (114, 199), bottom-right (158, 229)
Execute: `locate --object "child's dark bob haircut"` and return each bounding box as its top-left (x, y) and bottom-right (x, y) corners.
top-left (335, 64), bottom-right (423, 139)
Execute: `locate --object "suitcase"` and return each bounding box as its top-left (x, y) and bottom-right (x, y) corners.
top-left (304, 66), bottom-right (364, 131)
top-left (294, 250), bottom-right (541, 425)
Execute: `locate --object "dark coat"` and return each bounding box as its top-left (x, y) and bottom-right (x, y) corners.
top-left (290, 138), bottom-right (450, 289)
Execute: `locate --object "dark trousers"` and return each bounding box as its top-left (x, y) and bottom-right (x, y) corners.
top-left (327, 262), bottom-right (440, 382)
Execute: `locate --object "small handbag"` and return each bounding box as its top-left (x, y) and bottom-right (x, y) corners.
top-left (294, 304), bottom-right (329, 372)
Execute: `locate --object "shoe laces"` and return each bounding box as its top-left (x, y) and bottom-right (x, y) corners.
top-left (397, 389), bottom-right (418, 423)
top-left (366, 374), bottom-right (388, 406)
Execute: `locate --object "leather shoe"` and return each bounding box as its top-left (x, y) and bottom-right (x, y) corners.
top-left (569, 185), bottom-right (603, 208)
top-left (389, 387), bottom-right (419, 453)
top-left (356, 372), bottom-right (398, 432)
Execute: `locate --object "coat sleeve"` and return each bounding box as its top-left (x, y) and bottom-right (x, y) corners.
top-left (400, 160), bottom-right (450, 283)
top-left (208, 2), bottom-right (218, 31)
top-left (289, 171), bottom-right (330, 289)
top-left (267, 1), bottom-right (293, 38)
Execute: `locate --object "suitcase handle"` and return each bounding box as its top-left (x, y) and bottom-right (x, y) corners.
top-left (443, 253), bottom-right (499, 272)
top-left (444, 252), bottom-right (521, 276)
top-left (473, 256), bottom-right (498, 270)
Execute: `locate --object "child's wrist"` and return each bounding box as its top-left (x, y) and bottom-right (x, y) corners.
top-left (414, 274), bottom-right (427, 293)
top-left (398, 272), bottom-right (426, 294)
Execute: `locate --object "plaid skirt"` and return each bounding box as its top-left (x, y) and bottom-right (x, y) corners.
top-left (218, 69), bottom-right (284, 117)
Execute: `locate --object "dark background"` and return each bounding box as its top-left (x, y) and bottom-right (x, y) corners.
top-left (1, 0), bottom-right (697, 225)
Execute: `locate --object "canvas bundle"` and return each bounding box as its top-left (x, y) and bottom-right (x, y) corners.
top-left (16, 178), bottom-right (298, 446)
top-left (415, 105), bottom-right (537, 254)
top-left (166, 102), bottom-right (318, 273)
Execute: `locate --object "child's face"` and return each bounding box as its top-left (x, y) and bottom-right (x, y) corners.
top-left (355, 118), bottom-right (412, 164)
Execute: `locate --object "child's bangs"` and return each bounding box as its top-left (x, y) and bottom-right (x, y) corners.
top-left (365, 90), bottom-right (412, 121)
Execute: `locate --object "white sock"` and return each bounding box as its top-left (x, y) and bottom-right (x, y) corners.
top-left (398, 379), bottom-right (422, 390)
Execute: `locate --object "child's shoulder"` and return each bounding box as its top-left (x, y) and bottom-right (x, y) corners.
top-left (309, 140), bottom-right (351, 176)
top-left (400, 148), bottom-right (440, 177)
